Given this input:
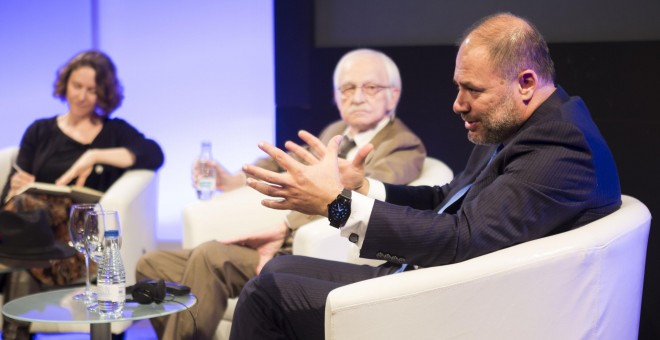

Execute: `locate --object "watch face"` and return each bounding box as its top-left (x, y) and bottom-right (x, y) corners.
top-left (328, 195), bottom-right (351, 227)
top-left (329, 202), bottom-right (350, 220)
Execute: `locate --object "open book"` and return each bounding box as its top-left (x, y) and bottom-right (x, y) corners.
top-left (10, 182), bottom-right (104, 203)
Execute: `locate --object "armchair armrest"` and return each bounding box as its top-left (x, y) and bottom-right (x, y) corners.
top-left (293, 218), bottom-right (384, 266)
top-left (100, 169), bottom-right (158, 285)
top-left (182, 186), bottom-right (289, 248)
top-left (292, 218), bottom-right (351, 261)
top-left (0, 146), bottom-right (19, 195)
top-left (408, 157), bottom-right (453, 186)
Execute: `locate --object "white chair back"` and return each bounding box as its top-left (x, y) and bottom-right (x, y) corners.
top-left (0, 146), bottom-right (19, 195)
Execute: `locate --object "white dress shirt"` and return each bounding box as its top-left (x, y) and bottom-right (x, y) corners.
top-left (339, 178), bottom-right (385, 248)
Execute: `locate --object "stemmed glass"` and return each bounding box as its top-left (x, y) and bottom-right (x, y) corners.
top-left (68, 203), bottom-right (102, 303)
top-left (86, 210), bottom-right (121, 264)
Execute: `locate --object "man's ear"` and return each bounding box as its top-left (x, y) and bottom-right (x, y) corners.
top-left (517, 70), bottom-right (537, 102)
top-left (333, 91), bottom-right (342, 107)
top-left (386, 87), bottom-right (401, 111)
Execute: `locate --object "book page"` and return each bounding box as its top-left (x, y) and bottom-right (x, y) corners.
top-left (69, 186), bottom-right (104, 203)
top-left (11, 182), bottom-right (103, 203)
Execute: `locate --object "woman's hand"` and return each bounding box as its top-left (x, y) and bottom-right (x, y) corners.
top-left (7, 169), bottom-right (36, 198)
top-left (55, 150), bottom-right (97, 186)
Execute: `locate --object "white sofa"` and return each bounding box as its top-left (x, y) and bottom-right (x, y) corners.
top-left (182, 157), bottom-right (454, 339)
top-left (0, 146), bottom-right (159, 335)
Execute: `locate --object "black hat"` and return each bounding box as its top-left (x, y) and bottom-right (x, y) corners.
top-left (0, 209), bottom-right (77, 260)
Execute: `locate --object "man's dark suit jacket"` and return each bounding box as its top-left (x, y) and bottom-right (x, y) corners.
top-left (362, 86), bottom-right (622, 267)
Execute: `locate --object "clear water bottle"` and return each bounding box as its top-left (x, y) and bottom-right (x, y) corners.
top-left (96, 212), bottom-right (126, 317)
top-left (197, 141), bottom-right (217, 200)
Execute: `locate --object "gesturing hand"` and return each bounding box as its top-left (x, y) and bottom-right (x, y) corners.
top-left (243, 135), bottom-right (345, 216)
top-left (219, 222), bottom-right (290, 275)
top-left (285, 130), bottom-right (372, 192)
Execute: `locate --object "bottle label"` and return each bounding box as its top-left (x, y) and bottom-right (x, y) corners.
top-left (198, 176), bottom-right (215, 190)
top-left (98, 283), bottom-right (126, 302)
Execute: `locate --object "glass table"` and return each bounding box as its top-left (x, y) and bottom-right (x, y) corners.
top-left (3, 287), bottom-right (196, 340)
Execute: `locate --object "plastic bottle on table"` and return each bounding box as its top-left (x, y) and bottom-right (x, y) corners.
top-left (96, 223), bottom-right (126, 317)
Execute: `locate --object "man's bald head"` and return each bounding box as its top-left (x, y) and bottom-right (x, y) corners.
top-left (458, 13), bottom-right (555, 85)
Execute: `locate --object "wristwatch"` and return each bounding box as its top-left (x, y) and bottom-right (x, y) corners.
top-left (327, 188), bottom-right (352, 228)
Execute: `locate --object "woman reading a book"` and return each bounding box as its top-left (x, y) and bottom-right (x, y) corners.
top-left (0, 50), bottom-right (164, 339)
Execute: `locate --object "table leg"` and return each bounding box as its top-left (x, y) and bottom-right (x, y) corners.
top-left (90, 323), bottom-right (111, 340)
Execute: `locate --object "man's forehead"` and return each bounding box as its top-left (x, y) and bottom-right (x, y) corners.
top-left (457, 44), bottom-right (490, 66)
top-left (339, 57), bottom-right (388, 83)
top-left (454, 45), bottom-right (495, 82)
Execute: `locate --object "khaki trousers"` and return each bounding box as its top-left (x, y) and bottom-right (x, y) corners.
top-left (135, 240), bottom-right (259, 340)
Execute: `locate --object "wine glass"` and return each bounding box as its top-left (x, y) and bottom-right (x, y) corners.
top-left (68, 203), bottom-right (102, 303)
top-left (86, 209), bottom-right (121, 264)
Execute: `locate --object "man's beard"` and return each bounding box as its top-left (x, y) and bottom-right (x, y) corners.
top-left (468, 92), bottom-right (522, 145)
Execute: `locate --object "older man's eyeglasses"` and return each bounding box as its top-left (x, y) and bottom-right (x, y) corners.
top-left (337, 83), bottom-right (390, 98)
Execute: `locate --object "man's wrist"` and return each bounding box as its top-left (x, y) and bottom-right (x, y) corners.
top-left (355, 178), bottom-right (370, 195)
top-left (322, 187), bottom-right (343, 216)
top-left (327, 188), bottom-right (352, 228)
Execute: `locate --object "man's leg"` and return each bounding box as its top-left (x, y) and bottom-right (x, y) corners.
top-left (136, 247), bottom-right (191, 338)
top-left (137, 241), bottom-right (260, 340)
top-left (230, 255), bottom-right (398, 340)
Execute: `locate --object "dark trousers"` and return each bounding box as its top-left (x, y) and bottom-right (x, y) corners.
top-left (229, 255), bottom-right (399, 340)
top-left (2, 270), bottom-right (40, 340)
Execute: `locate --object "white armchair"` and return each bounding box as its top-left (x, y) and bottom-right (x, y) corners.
top-left (182, 183), bottom-right (290, 249)
top-left (0, 146), bottom-right (159, 335)
top-left (324, 195), bottom-right (651, 340)
top-left (182, 157), bottom-right (454, 339)
top-left (0, 147), bottom-right (18, 191)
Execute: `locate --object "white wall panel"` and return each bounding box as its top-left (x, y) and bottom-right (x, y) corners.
top-left (98, 1), bottom-right (274, 241)
top-left (0, 1), bottom-right (92, 147)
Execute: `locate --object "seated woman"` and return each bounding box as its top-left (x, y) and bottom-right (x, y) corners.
top-left (0, 50), bottom-right (164, 340)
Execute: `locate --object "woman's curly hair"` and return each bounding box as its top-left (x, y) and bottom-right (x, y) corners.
top-left (53, 50), bottom-right (124, 117)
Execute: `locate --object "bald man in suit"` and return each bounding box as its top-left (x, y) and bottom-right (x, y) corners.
top-left (231, 13), bottom-right (621, 339)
